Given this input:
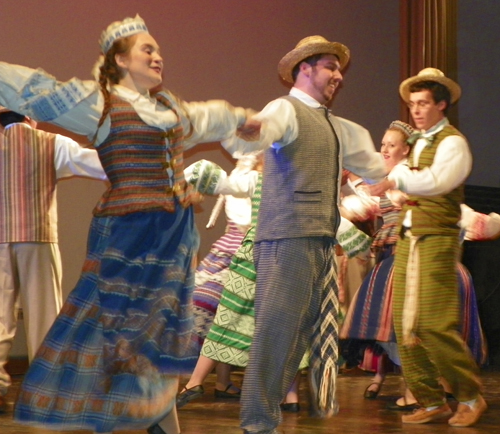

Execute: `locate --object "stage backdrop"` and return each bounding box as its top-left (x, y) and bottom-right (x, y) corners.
top-left (0, 0), bottom-right (400, 301)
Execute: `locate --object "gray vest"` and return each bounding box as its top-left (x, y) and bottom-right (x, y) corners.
top-left (256, 96), bottom-right (341, 242)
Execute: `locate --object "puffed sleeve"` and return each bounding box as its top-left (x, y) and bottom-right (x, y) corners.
top-left (0, 61), bottom-right (103, 139)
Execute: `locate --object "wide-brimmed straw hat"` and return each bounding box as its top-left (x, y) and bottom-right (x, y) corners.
top-left (399, 68), bottom-right (461, 104)
top-left (278, 35), bottom-right (350, 84)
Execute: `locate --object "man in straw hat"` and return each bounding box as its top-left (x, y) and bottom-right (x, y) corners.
top-left (370, 68), bottom-right (487, 427)
top-left (0, 108), bottom-right (106, 413)
top-left (232, 36), bottom-right (386, 434)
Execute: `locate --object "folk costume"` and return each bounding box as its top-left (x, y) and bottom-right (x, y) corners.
top-left (0, 119), bottom-right (106, 401)
top-left (0, 16), bottom-right (258, 433)
top-left (340, 183), bottom-right (489, 367)
top-left (191, 160), bottom-right (254, 343)
top-left (188, 164), bottom-right (371, 371)
top-left (234, 36), bottom-right (386, 434)
top-left (390, 69), bottom-right (482, 412)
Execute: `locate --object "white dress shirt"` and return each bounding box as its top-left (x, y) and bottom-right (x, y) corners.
top-left (224, 87), bottom-right (386, 182)
top-left (388, 118), bottom-right (472, 227)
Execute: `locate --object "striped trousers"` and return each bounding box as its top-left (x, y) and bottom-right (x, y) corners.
top-left (240, 237), bottom-right (333, 434)
top-left (393, 234), bottom-right (481, 407)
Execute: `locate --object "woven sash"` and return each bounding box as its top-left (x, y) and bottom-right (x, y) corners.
top-left (310, 242), bottom-right (339, 417)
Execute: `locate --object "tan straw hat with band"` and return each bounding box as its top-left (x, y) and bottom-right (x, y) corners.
top-left (399, 68), bottom-right (461, 104)
top-left (278, 35), bottom-right (350, 84)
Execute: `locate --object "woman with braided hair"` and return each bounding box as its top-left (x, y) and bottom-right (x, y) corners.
top-left (0, 14), bottom-right (260, 434)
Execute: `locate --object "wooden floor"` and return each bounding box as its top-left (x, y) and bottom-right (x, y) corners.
top-left (2, 367), bottom-right (499, 434)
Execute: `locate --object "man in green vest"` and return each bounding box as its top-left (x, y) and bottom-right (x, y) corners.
top-left (370, 68), bottom-right (487, 427)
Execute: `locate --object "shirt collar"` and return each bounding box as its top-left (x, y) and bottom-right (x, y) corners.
top-left (112, 84), bottom-right (156, 105)
top-left (420, 117), bottom-right (449, 138)
top-left (290, 87), bottom-right (324, 108)
top-left (110, 85), bottom-right (178, 130)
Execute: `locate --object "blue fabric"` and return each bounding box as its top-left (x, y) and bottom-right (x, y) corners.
top-left (15, 207), bottom-right (200, 432)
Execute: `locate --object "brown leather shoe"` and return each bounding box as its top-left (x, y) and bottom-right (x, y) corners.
top-left (448, 395), bottom-right (487, 427)
top-left (402, 404), bottom-right (452, 424)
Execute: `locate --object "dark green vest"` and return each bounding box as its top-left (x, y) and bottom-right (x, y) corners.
top-left (399, 125), bottom-right (465, 236)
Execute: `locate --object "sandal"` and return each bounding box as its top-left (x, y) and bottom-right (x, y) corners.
top-left (214, 382), bottom-right (241, 399)
top-left (363, 382), bottom-right (382, 400)
top-left (176, 385), bottom-right (204, 408)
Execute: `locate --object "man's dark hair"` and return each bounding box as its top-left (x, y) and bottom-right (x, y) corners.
top-left (291, 53), bottom-right (325, 82)
top-left (409, 81), bottom-right (451, 114)
top-left (0, 110), bottom-right (27, 127)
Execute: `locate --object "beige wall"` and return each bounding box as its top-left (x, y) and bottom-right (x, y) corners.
top-left (0, 1), bottom-right (401, 354)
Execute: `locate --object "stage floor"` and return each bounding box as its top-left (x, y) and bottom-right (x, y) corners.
top-left (2, 367), bottom-right (499, 433)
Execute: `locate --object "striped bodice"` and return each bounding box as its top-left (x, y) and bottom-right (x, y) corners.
top-left (0, 123), bottom-right (58, 242)
top-left (93, 95), bottom-right (187, 216)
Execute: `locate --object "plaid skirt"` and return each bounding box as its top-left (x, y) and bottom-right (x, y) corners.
top-left (14, 208), bottom-right (200, 432)
top-left (340, 254), bottom-right (486, 365)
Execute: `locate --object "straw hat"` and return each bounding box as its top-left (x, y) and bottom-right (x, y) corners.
top-left (399, 68), bottom-right (461, 104)
top-left (278, 35), bottom-right (350, 84)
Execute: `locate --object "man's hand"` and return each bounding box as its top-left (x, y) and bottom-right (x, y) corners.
top-left (368, 178), bottom-right (396, 197)
top-left (190, 192), bottom-right (205, 205)
top-left (236, 118), bottom-right (261, 141)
